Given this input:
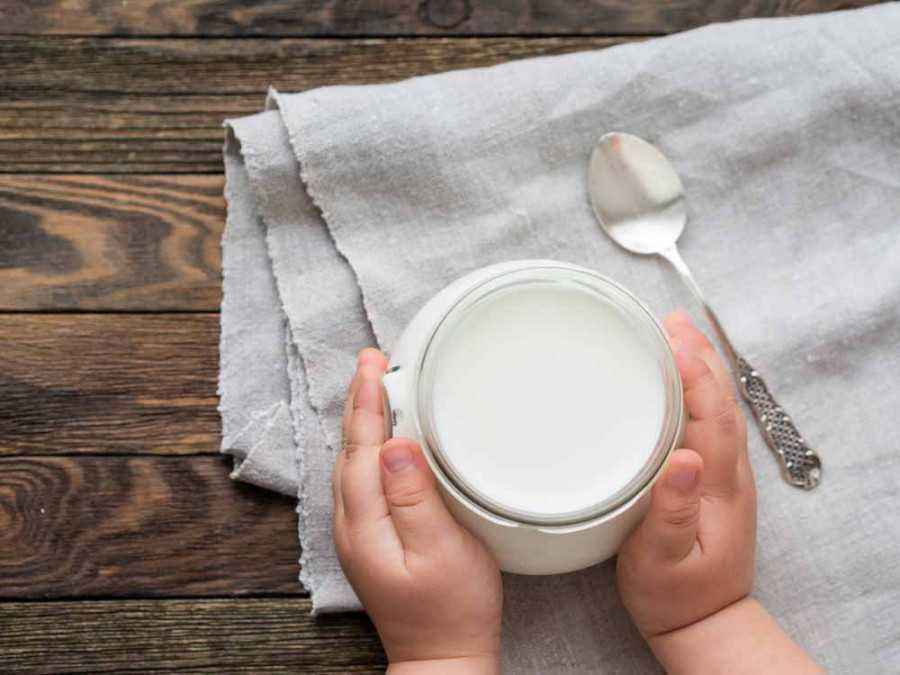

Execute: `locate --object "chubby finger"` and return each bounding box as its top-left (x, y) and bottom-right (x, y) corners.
top-left (641, 448), bottom-right (704, 561)
top-left (339, 356), bottom-right (390, 526)
top-left (677, 350), bottom-right (730, 421)
top-left (666, 312), bottom-right (748, 459)
top-left (342, 348), bottom-right (389, 444)
top-left (664, 310), bottom-right (734, 398)
top-left (380, 438), bottom-right (461, 560)
top-left (675, 350), bottom-right (742, 492)
top-left (344, 366), bottom-right (389, 446)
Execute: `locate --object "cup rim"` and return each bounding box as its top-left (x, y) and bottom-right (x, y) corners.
top-left (414, 261), bottom-right (683, 527)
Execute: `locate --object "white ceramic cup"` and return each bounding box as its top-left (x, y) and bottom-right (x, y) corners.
top-left (383, 260), bottom-right (684, 575)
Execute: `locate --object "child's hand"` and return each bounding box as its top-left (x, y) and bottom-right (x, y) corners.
top-left (619, 313), bottom-right (822, 673)
top-left (617, 311), bottom-right (757, 638)
top-left (333, 349), bottom-right (503, 674)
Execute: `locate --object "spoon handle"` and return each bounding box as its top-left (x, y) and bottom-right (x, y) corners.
top-left (733, 354), bottom-right (822, 489)
top-left (660, 245), bottom-right (822, 490)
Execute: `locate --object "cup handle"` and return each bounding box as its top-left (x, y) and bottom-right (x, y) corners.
top-left (382, 365), bottom-right (404, 439)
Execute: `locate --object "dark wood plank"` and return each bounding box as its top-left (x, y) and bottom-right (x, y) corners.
top-left (6, 35), bottom-right (623, 94)
top-left (0, 175), bottom-right (223, 311)
top-left (0, 598), bottom-right (385, 673)
top-left (0, 36), bottom-right (625, 172)
top-left (0, 456), bottom-right (302, 598)
top-left (0, 314), bottom-right (219, 455)
top-left (0, 0), bottom-right (883, 37)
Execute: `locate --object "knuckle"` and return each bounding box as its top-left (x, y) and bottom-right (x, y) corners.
top-left (697, 365), bottom-right (717, 388)
top-left (350, 406), bottom-right (378, 425)
top-left (663, 501), bottom-right (699, 529)
top-left (386, 481), bottom-right (428, 509)
top-left (686, 362), bottom-right (716, 393)
top-left (713, 403), bottom-right (739, 437)
top-left (346, 407), bottom-right (386, 442)
top-left (341, 442), bottom-right (380, 461)
top-left (698, 343), bottom-right (719, 366)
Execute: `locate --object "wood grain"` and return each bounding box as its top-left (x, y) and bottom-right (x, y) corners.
top-left (0, 456), bottom-right (302, 598)
top-left (0, 598), bottom-right (385, 673)
top-left (0, 0), bottom-right (883, 37)
top-left (0, 314), bottom-right (219, 455)
top-left (0, 175), bottom-right (223, 310)
top-left (0, 36), bottom-right (624, 172)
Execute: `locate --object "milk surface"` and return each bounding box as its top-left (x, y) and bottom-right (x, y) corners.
top-left (430, 284), bottom-right (665, 520)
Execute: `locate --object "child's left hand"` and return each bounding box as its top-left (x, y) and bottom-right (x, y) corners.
top-left (333, 349), bottom-right (503, 674)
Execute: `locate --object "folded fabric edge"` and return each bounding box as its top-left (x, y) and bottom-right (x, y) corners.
top-left (228, 107), bottom-right (350, 449)
top-left (225, 114), bottom-right (363, 612)
top-left (229, 400), bottom-right (298, 497)
top-left (285, 331), bottom-right (331, 613)
top-left (222, 399), bottom-right (283, 458)
top-left (219, 125), bottom-right (299, 493)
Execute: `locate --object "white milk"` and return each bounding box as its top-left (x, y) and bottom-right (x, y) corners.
top-left (430, 283), bottom-right (665, 520)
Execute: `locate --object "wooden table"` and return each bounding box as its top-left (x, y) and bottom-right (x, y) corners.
top-left (0, 2), bottom-right (881, 672)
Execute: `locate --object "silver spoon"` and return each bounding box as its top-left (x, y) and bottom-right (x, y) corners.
top-left (588, 132), bottom-right (821, 490)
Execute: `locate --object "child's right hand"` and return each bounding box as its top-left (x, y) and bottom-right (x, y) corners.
top-left (618, 313), bottom-right (821, 673)
top-left (617, 311), bottom-right (757, 637)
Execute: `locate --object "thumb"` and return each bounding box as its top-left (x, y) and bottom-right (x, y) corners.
top-left (380, 438), bottom-right (460, 558)
top-left (641, 448), bottom-right (704, 562)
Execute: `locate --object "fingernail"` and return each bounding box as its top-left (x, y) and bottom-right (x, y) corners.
top-left (667, 465), bottom-right (699, 492)
top-left (382, 444), bottom-right (415, 473)
top-left (669, 333), bottom-right (683, 353)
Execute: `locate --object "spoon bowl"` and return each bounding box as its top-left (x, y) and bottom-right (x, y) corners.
top-left (588, 132), bottom-right (687, 256)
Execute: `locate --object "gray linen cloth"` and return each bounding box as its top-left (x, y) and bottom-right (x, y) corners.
top-left (219, 5), bottom-right (900, 672)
